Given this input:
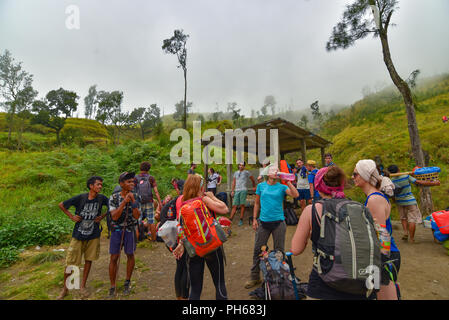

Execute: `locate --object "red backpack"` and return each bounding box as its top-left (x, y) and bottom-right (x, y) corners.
top-left (176, 196), bottom-right (227, 257)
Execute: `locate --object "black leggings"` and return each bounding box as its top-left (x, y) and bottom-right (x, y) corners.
top-left (188, 247), bottom-right (227, 300)
top-left (175, 252), bottom-right (190, 299)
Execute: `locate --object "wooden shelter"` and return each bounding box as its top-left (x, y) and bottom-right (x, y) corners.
top-left (201, 118), bottom-right (332, 203)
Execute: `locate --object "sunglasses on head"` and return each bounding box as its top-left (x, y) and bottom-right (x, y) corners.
top-left (352, 172), bottom-right (359, 178)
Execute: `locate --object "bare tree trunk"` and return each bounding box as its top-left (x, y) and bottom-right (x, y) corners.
top-left (379, 32), bottom-right (433, 214)
top-left (183, 69), bottom-right (187, 130)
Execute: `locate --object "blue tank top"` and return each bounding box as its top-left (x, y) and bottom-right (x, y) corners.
top-left (365, 192), bottom-right (399, 253)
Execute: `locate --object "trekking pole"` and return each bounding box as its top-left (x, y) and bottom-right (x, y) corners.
top-left (286, 252), bottom-right (300, 300)
top-left (115, 203), bottom-right (129, 292)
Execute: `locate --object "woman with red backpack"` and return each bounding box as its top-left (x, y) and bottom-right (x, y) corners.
top-left (172, 174), bottom-right (229, 300)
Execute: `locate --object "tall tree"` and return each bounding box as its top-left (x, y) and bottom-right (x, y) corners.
top-left (32, 88), bottom-right (78, 145)
top-left (0, 50), bottom-right (38, 144)
top-left (162, 29), bottom-right (189, 129)
top-left (84, 85), bottom-right (97, 119)
top-left (298, 114), bottom-right (309, 129)
top-left (327, 0), bottom-right (432, 213)
top-left (227, 102), bottom-right (244, 126)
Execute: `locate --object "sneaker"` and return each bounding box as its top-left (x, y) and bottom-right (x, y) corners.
top-left (107, 287), bottom-right (116, 299)
top-left (238, 220), bottom-right (243, 226)
top-left (123, 280), bottom-right (131, 295)
top-left (244, 279), bottom-right (262, 289)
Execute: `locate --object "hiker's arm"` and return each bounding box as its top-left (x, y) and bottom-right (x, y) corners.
top-left (415, 180), bottom-right (440, 187)
top-left (290, 205), bottom-right (312, 255)
top-left (153, 186), bottom-right (163, 209)
top-left (252, 195), bottom-right (261, 231)
top-left (231, 177), bottom-right (236, 196)
top-left (110, 195), bottom-right (131, 221)
top-left (285, 181), bottom-right (299, 198)
top-left (203, 194), bottom-right (228, 215)
top-left (128, 193), bottom-right (141, 220)
top-left (58, 202), bottom-right (82, 223)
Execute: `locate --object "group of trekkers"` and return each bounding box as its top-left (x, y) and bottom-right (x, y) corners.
top-left (56, 153), bottom-right (440, 300)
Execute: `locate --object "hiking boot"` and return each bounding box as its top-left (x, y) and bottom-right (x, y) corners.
top-left (244, 279), bottom-right (262, 289)
top-left (123, 280), bottom-right (131, 295)
top-left (80, 287), bottom-right (90, 299)
top-left (238, 219), bottom-right (243, 226)
top-left (107, 287), bottom-right (116, 299)
top-left (56, 288), bottom-right (68, 300)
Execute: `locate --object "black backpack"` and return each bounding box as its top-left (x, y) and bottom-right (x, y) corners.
top-left (136, 175), bottom-right (153, 204)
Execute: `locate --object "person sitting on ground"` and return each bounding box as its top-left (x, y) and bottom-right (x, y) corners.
top-left (57, 176), bottom-right (109, 300)
top-left (306, 160), bottom-right (321, 201)
top-left (108, 172), bottom-right (141, 298)
top-left (353, 160), bottom-right (400, 300)
top-left (245, 166), bottom-right (299, 289)
top-left (290, 166), bottom-right (374, 300)
top-left (207, 168), bottom-right (221, 195)
top-left (172, 174), bottom-right (229, 300)
top-left (135, 161), bottom-right (162, 242)
top-left (230, 162), bottom-right (256, 226)
top-left (388, 164), bottom-right (440, 243)
top-left (324, 153), bottom-right (335, 167)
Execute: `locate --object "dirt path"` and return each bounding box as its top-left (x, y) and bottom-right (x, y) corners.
top-left (73, 208), bottom-right (449, 300)
top-left (2, 208), bottom-right (449, 300)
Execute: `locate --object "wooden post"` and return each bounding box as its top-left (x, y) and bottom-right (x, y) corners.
top-left (301, 139), bottom-right (307, 162)
top-left (227, 163), bottom-right (233, 207)
top-left (204, 144), bottom-right (209, 181)
top-left (321, 147), bottom-right (325, 168)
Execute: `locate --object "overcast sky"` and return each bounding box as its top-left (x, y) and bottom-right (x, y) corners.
top-left (1, 0), bottom-right (449, 117)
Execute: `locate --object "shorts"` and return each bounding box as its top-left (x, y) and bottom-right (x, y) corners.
top-left (66, 237), bottom-right (100, 266)
top-left (397, 204), bottom-right (422, 224)
top-left (232, 190), bottom-right (247, 206)
top-left (109, 229), bottom-right (137, 255)
top-left (297, 189), bottom-right (311, 201)
top-left (141, 202), bottom-right (154, 224)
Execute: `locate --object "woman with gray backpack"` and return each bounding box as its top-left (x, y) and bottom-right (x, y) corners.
top-left (290, 166), bottom-right (381, 300)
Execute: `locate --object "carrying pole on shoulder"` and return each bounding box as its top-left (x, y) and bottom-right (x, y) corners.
top-left (286, 251), bottom-right (300, 300)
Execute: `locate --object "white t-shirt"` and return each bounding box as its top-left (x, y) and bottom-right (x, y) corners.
top-left (207, 173), bottom-right (220, 189)
top-left (296, 167), bottom-right (309, 189)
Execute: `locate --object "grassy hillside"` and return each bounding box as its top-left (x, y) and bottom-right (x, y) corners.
top-left (318, 74), bottom-right (449, 214)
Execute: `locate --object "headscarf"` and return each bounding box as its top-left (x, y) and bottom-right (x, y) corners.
top-left (355, 159), bottom-right (395, 197)
top-left (314, 167), bottom-right (345, 199)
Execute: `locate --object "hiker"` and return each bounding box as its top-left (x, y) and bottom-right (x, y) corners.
top-left (290, 166), bottom-right (377, 300)
top-left (172, 174), bottom-right (229, 300)
top-left (57, 176), bottom-right (109, 300)
top-left (306, 160), bottom-right (321, 201)
top-left (135, 161), bottom-right (162, 241)
top-left (187, 163), bottom-right (197, 175)
top-left (108, 172), bottom-right (141, 298)
top-left (158, 195), bottom-right (189, 300)
top-left (229, 162), bottom-right (257, 226)
top-left (295, 158), bottom-right (311, 211)
top-left (388, 164), bottom-right (440, 243)
top-left (171, 178), bottom-right (185, 195)
top-left (324, 153), bottom-right (335, 167)
top-left (207, 168), bottom-right (221, 195)
top-left (353, 160), bottom-right (400, 300)
top-left (245, 166), bottom-right (299, 289)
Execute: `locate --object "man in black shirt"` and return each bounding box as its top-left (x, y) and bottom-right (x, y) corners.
top-left (57, 176), bottom-right (109, 300)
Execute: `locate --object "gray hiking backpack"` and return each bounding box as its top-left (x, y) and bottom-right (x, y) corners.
top-left (136, 175), bottom-right (153, 204)
top-left (311, 198), bottom-right (381, 297)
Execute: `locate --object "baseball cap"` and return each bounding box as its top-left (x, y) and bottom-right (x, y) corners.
top-left (118, 171), bottom-right (135, 183)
